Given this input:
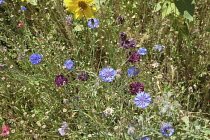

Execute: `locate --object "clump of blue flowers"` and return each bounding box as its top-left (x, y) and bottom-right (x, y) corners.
top-left (99, 67), bottom-right (116, 82)
top-left (138, 47), bottom-right (147, 55)
top-left (88, 18), bottom-right (100, 28)
top-left (127, 67), bottom-right (140, 77)
top-left (161, 123), bottom-right (175, 136)
top-left (134, 92), bottom-right (151, 108)
top-left (30, 53), bottom-right (42, 65)
top-left (64, 60), bottom-right (74, 70)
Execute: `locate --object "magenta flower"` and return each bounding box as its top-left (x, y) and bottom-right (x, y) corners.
top-left (119, 32), bottom-right (136, 49)
top-left (127, 52), bottom-right (140, 63)
top-left (77, 72), bottom-right (89, 81)
top-left (55, 75), bottom-right (68, 86)
top-left (130, 82), bottom-right (144, 95)
top-left (17, 22), bottom-right (24, 27)
top-left (1, 125), bottom-right (9, 136)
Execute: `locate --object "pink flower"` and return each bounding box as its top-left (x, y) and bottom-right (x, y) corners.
top-left (17, 23), bottom-right (24, 27)
top-left (1, 125), bottom-right (10, 136)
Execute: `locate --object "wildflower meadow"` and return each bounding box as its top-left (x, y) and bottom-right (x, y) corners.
top-left (1, 0), bottom-right (210, 139)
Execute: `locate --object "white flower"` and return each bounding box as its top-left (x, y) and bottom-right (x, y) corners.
top-left (151, 61), bottom-right (159, 68)
top-left (127, 126), bottom-right (135, 135)
top-left (103, 107), bottom-right (114, 116)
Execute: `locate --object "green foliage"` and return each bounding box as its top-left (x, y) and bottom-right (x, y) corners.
top-left (0, 0), bottom-right (209, 139)
top-left (174, 0), bottom-right (195, 21)
top-left (153, 0), bottom-right (195, 21)
top-left (28, 0), bottom-right (37, 5)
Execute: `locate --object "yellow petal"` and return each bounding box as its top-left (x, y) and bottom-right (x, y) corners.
top-left (74, 11), bottom-right (83, 19)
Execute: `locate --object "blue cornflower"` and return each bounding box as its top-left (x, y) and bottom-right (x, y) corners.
top-left (30, 53), bottom-right (42, 65)
top-left (87, 18), bottom-right (100, 28)
top-left (64, 60), bottom-right (74, 70)
top-left (0, 0), bottom-right (4, 4)
top-left (161, 123), bottom-right (175, 136)
top-left (134, 137), bottom-right (150, 140)
top-left (21, 6), bottom-right (27, 11)
top-left (154, 45), bottom-right (166, 52)
top-left (99, 67), bottom-right (116, 82)
top-left (127, 67), bottom-right (140, 77)
top-left (138, 47), bottom-right (147, 55)
top-left (141, 137), bottom-right (150, 140)
top-left (134, 92), bottom-right (151, 108)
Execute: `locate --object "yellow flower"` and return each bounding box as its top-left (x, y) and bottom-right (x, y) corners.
top-left (64, 0), bottom-right (97, 19)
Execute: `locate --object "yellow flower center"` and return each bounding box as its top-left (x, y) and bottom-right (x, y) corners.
top-left (78, 1), bottom-right (88, 10)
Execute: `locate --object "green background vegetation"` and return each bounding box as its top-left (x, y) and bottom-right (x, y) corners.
top-left (0, 0), bottom-right (209, 139)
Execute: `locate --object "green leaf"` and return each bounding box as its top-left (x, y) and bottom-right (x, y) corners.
top-left (201, 128), bottom-right (210, 135)
top-left (174, 0), bottom-right (195, 21)
top-left (94, 0), bottom-right (107, 9)
top-left (74, 25), bottom-right (84, 31)
top-left (28, 0), bottom-right (37, 5)
top-left (162, 1), bottom-right (180, 19)
top-left (153, 2), bottom-right (162, 12)
top-left (205, 27), bottom-right (210, 32)
top-left (181, 116), bottom-right (190, 129)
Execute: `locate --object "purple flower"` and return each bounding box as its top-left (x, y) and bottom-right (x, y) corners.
top-left (88, 18), bottom-right (100, 28)
top-left (127, 67), bottom-right (140, 77)
top-left (64, 60), bottom-right (74, 70)
top-left (127, 52), bottom-right (140, 63)
top-left (120, 38), bottom-right (136, 49)
top-left (161, 123), bottom-right (174, 136)
top-left (30, 53), bottom-right (42, 65)
top-left (154, 45), bottom-right (166, 52)
top-left (55, 75), bottom-right (68, 86)
top-left (134, 92), bottom-right (151, 108)
top-left (130, 82), bottom-right (144, 95)
top-left (123, 38), bottom-right (136, 49)
top-left (66, 16), bottom-right (73, 26)
top-left (77, 72), bottom-right (89, 81)
top-left (120, 32), bottom-right (127, 41)
top-left (118, 15), bottom-right (125, 24)
top-left (58, 122), bottom-right (68, 136)
top-left (99, 67), bottom-right (116, 82)
top-left (119, 32), bottom-right (136, 49)
top-left (21, 6), bottom-right (27, 11)
top-left (138, 48), bottom-right (147, 55)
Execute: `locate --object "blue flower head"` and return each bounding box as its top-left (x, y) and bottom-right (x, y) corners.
top-left (64, 60), bottom-right (74, 70)
top-left (134, 92), bottom-right (151, 108)
top-left (88, 18), bottom-right (100, 28)
top-left (30, 53), bottom-right (42, 65)
top-left (161, 123), bottom-right (175, 136)
top-left (127, 67), bottom-right (140, 77)
top-left (99, 67), bottom-right (116, 82)
top-left (0, 0), bottom-right (4, 4)
top-left (138, 47), bottom-right (147, 55)
top-left (154, 45), bottom-right (166, 52)
top-left (135, 137), bottom-right (150, 140)
top-left (21, 6), bottom-right (27, 11)
top-left (141, 137), bottom-right (150, 140)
